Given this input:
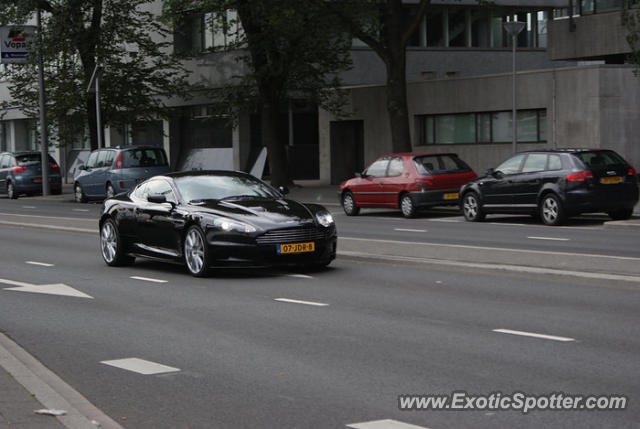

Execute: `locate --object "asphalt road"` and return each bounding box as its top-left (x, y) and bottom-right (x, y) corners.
top-left (0, 197), bottom-right (639, 428)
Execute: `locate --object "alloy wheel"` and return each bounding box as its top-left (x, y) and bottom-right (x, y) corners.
top-left (342, 192), bottom-right (359, 216)
top-left (101, 221), bottom-right (117, 264)
top-left (542, 196), bottom-right (558, 224)
top-left (7, 182), bottom-right (15, 200)
top-left (463, 194), bottom-right (477, 219)
top-left (185, 228), bottom-right (205, 275)
top-left (401, 195), bottom-right (415, 218)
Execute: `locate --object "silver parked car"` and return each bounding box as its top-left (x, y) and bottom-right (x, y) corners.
top-left (0, 151), bottom-right (62, 199)
top-left (73, 146), bottom-right (170, 202)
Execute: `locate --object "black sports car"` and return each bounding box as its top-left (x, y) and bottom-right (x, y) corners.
top-left (99, 171), bottom-right (337, 276)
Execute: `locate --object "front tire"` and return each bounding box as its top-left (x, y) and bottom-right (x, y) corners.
top-left (74, 183), bottom-right (87, 203)
top-left (462, 192), bottom-right (484, 222)
top-left (342, 191), bottom-right (360, 216)
top-left (400, 193), bottom-right (416, 218)
top-left (100, 218), bottom-right (134, 266)
top-left (608, 208), bottom-right (633, 221)
top-left (540, 193), bottom-right (565, 226)
top-left (184, 226), bottom-right (210, 277)
top-left (7, 182), bottom-right (17, 199)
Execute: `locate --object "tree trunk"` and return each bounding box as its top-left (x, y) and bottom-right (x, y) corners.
top-left (261, 100), bottom-right (291, 187)
top-left (385, 57), bottom-right (412, 153)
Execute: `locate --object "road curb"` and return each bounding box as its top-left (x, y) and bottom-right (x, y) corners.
top-left (603, 218), bottom-right (640, 231)
top-left (0, 333), bottom-right (123, 429)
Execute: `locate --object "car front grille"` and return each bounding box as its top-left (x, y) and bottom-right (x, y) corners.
top-left (256, 226), bottom-right (328, 245)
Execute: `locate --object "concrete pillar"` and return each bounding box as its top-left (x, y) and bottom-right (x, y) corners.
top-left (443, 8), bottom-right (450, 47)
top-left (162, 120), bottom-right (171, 165)
top-left (465, 9), bottom-right (472, 47)
top-left (419, 14), bottom-right (427, 47)
top-left (318, 109), bottom-right (331, 184)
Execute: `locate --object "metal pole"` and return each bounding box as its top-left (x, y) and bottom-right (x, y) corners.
top-left (96, 72), bottom-right (102, 149)
top-left (512, 33), bottom-right (517, 155)
top-left (37, 9), bottom-right (50, 196)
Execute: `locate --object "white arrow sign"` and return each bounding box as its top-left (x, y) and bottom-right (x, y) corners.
top-left (0, 278), bottom-right (93, 299)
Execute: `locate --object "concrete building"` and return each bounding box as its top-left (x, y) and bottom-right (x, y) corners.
top-left (1, 0), bottom-right (638, 186)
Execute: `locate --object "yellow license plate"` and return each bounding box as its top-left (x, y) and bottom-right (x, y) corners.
top-left (33, 178), bottom-right (42, 183)
top-left (601, 176), bottom-right (622, 184)
top-left (443, 192), bottom-right (459, 200)
top-left (278, 242), bottom-right (315, 254)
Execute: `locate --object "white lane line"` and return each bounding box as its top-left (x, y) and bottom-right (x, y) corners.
top-left (528, 236), bottom-right (570, 241)
top-left (100, 358), bottom-right (180, 375)
top-left (274, 298), bottom-right (329, 307)
top-left (0, 212), bottom-right (94, 222)
top-left (25, 261), bottom-right (54, 267)
top-left (394, 228), bottom-right (427, 233)
top-left (21, 206), bottom-right (36, 209)
top-left (347, 419), bottom-right (430, 429)
top-left (340, 236), bottom-right (640, 262)
top-left (493, 329), bottom-right (575, 342)
top-left (130, 276), bottom-right (167, 283)
top-left (0, 220), bottom-right (95, 233)
top-left (287, 274), bottom-right (314, 279)
top-left (427, 219), bottom-right (461, 223)
top-left (72, 209), bottom-right (90, 212)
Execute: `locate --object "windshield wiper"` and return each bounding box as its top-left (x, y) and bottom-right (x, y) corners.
top-left (219, 195), bottom-right (270, 201)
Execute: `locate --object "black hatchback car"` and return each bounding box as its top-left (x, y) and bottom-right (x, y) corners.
top-left (460, 149), bottom-right (638, 225)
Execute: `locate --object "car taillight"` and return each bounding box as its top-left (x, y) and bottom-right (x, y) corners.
top-left (12, 165), bottom-right (27, 173)
top-left (416, 178), bottom-right (433, 188)
top-left (628, 167), bottom-right (637, 176)
top-left (115, 152), bottom-right (123, 169)
top-left (566, 171), bottom-right (593, 182)
top-left (51, 163), bottom-right (60, 171)
top-left (119, 181), bottom-right (125, 189)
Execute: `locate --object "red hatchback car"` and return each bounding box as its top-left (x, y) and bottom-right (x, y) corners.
top-left (339, 152), bottom-right (477, 218)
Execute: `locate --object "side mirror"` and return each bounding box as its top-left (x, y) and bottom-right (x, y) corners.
top-left (78, 164), bottom-right (87, 171)
top-left (147, 194), bottom-right (167, 204)
top-left (278, 186), bottom-right (289, 196)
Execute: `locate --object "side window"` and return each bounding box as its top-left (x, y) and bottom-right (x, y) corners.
top-left (8, 156), bottom-right (16, 167)
top-left (0, 155), bottom-right (7, 168)
top-left (548, 154), bottom-right (562, 171)
top-left (146, 180), bottom-right (177, 203)
top-left (96, 151), bottom-right (109, 168)
top-left (103, 151), bottom-right (115, 168)
top-left (387, 157), bottom-right (404, 177)
top-left (521, 154), bottom-right (547, 173)
top-left (495, 154), bottom-right (525, 175)
top-left (131, 182), bottom-right (149, 200)
top-left (86, 151), bottom-right (99, 168)
top-left (365, 158), bottom-right (390, 177)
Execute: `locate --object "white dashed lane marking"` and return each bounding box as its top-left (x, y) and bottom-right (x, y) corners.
top-left (493, 329), bottom-right (575, 342)
top-left (274, 298), bottom-right (329, 307)
top-left (347, 419), bottom-right (430, 429)
top-left (130, 276), bottom-right (168, 283)
top-left (527, 236), bottom-right (570, 241)
top-left (394, 228), bottom-right (427, 233)
top-left (287, 274), bottom-right (314, 279)
top-left (100, 358), bottom-right (180, 375)
top-left (25, 261), bottom-right (54, 267)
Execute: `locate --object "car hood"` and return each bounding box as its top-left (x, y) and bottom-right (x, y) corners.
top-left (191, 198), bottom-right (318, 229)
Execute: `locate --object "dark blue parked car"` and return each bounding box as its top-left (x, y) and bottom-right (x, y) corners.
top-left (0, 151), bottom-right (62, 199)
top-left (73, 146), bottom-right (170, 202)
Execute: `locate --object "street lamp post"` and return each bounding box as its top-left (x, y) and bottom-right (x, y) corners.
top-left (37, 9), bottom-right (50, 196)
top-left (87, 64), bottom-right (104, 149)
top-left (504, 21), bottom-right (526, 155)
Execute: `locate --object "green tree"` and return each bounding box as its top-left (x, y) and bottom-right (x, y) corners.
top-left (0, 0), bottom-right (191, 150)
top-left (163, 0), bottom-right (352, 186)
top-left (327, 0), bottom-right (430, 153)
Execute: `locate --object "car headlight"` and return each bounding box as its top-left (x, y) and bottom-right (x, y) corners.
top-left (315, 211), bottom-right (334, 227)
top-left (212, 217), bottom-right (257, 233)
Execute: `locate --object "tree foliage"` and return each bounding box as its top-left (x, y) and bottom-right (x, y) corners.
top-left (326, 0), bottom-right (430, 153)
top-left (0, 0), bottom-right (192, 150)
top-left (162, 0), bottom-right (353, 186)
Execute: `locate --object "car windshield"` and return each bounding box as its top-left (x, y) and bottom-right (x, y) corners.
top-left (174, 175), bottom-right (282, 203)
top-left (574, 150), bottom-right (627, 169)
top-left (15, 153), bottom-right (57, 166)
top-left (413, 155), bottom-right (471, 175)
top-left (122, 148), bottom-right (167, 168)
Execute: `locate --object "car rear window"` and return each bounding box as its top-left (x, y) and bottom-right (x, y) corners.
top-left (574, 150), bottom-right (627, 169)
top-left (122, 148), bottom-right (167, 168)
top-left (414, 155), bottom-right (471, 175)
top-left (15, 153), bottom-right (57, 165)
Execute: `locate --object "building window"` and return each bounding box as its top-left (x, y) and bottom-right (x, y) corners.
top-left (0, 122), bottom-right (10, 151)
top-left (417, 109), bottom-right (547, 145)
top-left (174, 10), bottom-right (243, 54)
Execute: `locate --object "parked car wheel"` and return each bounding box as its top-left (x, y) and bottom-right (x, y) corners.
top-left (100, 218), bottom-right (134, 266)
top-left (74, 183), bottom-right (87, 203)
top-left (400, 193), bottom-right (416, 218)
top-left (608, 208), bottom-right (633, 221)
top-left (7, 182), bottom-right (17, 200)
top-left (106, 183), bottom-right (116, 199)
top-left (540, 193), bottom-right (565, 226)
top-left (342, 191), bottom-right (360, 216)
top-left (462, 192), bottom-right (484, 222)
top-left (184, 225), bottom-right (210, 277)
